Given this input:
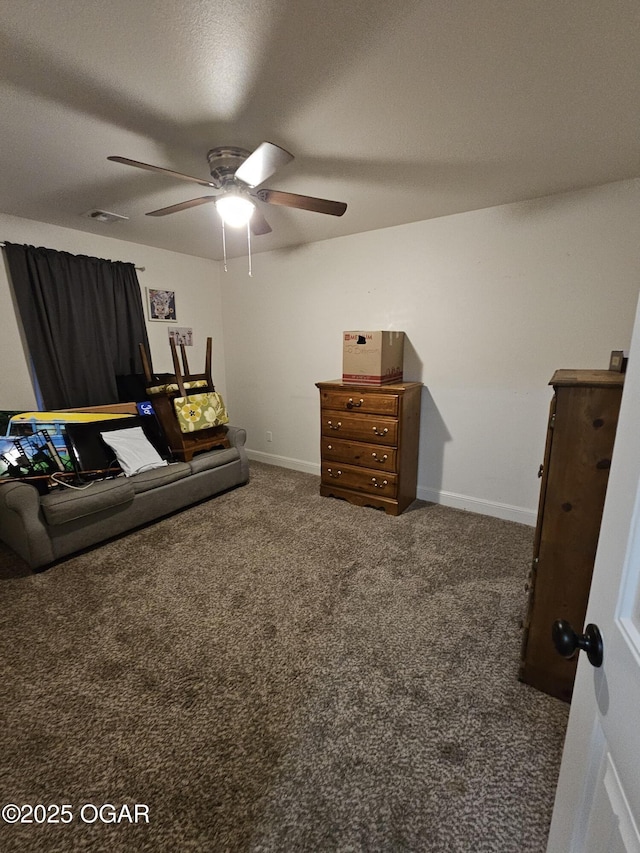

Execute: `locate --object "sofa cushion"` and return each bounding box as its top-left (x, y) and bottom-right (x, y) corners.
top-left (189, 447), bottom-right (240, 475)
top-left (130, 461), bottom-right (191, 494)
top-left (41, 477), bottom-right (134, 526)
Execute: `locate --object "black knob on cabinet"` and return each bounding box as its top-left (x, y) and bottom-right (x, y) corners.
top-left (552, 619), bottom-right (603, 668)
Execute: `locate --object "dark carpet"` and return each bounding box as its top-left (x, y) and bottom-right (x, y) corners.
top-left (0, 461), bottom-right (568, 852)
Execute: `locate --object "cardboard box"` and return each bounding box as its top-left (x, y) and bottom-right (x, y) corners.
top-left (342, 331), bottom-right (404, 385)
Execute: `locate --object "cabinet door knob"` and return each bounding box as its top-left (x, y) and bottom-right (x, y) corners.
top-left (371, 477), bottom-right (388, 489)
top-left (328, 420), bottom-right (342, 430)
top-left (538, 464), bottom-right (544, 478)
top-left (372, 452), bottom-right (388, 463)
top-left (346, 398), bottom-right (363, 409)
top-left (327, 468), bottom-right (342, 478)
top-left (372, 426), bottom-right (388, 436)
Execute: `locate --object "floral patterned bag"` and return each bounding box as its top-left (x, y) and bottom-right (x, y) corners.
top-left (172, 392), bottom-right (229, 434)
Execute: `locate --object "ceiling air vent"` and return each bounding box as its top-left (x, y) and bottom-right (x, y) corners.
top-left (85, 209), bottom-right (129, 223)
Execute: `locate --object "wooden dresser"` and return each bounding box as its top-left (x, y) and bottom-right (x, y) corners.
top-left (316, 380), bottom-right (422, 516)
top-left (519, 369), bottom-right (624, 702)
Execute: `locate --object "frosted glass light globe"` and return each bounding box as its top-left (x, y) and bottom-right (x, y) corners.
top-left (215, 194), bottom-right (255, 227)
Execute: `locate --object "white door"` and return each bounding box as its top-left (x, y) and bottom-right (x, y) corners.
top-left (547, 298), bottom-right (640, 852)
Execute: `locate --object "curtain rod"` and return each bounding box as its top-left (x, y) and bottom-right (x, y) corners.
top-left (0, 243), bottom-right (145, 272)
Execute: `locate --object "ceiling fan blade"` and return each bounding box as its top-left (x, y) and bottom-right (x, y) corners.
top-left (146, 196), bottom-right (218, 216)
top-left (235, 142), bottom-right (294, 188)
top-left (108, 156), bottom-right (216, 188)
top-left (250, 207), bottom-right (272, 235)
top-left (255, 188), bottom-right (347, 216)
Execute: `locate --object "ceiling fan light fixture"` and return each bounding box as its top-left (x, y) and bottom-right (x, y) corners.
top-left (215, 194), bottom-right (255, 228)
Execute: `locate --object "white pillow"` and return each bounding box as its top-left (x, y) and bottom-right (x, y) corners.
top-left (100, 427), bottom-right (168, 477)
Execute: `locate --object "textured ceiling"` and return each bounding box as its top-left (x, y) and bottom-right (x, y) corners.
top-left (0, 0), bottom-right (639, 260)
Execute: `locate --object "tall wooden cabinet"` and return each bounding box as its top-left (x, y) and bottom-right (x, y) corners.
top-left (316, 380), bottom-right (422, 516)
top-left (519, 369), bottom-right (624, 702)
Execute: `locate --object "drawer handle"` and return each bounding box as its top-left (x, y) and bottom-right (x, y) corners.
top-left (328, 420), bottom-right (342, 430)
top-left (372, 426), bottom-right (388, 436)
top-left (327, 468), bottom-right (342, 478)
top-left (371, 452), bottom-right (388, 463)
top-left (371, 477), bottom-right (388, 489)
top-left (346, 398), bottom-right (364, 409)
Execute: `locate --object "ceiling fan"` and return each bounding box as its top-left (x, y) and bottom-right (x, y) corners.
top-left (108, 142), bottom-right (347, 236)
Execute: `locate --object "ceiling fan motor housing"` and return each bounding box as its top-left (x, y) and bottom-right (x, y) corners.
top-left (206, 147), bottom-right (251, 188)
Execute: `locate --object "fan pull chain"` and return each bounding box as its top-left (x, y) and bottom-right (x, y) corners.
top-left (221, 220), bottom-right (228, 272)
top-left (247, 221), bottom-right (252, 276)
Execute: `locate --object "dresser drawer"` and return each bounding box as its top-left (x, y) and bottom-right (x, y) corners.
top-left (321, 437), bottom-right (397, 472)
top-left (319, 389), bottom-right (399, 416)
top-left (321, 462), bottom-right (398, 498)
top-left (320, 410), bottom-right (398, 445)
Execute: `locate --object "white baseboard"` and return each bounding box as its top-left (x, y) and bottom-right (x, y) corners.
top-left (247, 450), bottom-right (536, 526)
top-left (246, 449), bottom-right (321, 476)
top-left (417, 485), bottom-right (536, 526)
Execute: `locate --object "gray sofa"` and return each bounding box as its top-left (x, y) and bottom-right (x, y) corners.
top-left (0, 425), bottom-right (249, 570)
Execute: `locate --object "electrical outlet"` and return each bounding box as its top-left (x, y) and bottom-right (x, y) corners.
top-left (266, 431), bottom-right (273, 443)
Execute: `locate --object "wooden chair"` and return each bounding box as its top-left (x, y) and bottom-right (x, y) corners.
top-left (139, 337), bottom-right (229, 462)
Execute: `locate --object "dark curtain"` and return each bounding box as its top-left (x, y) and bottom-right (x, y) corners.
top-left (4, 243), bottom-right (150, 409)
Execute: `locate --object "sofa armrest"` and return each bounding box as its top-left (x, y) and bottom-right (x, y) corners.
top-left (223, 425), bottom-right (249, 483)
top-left (225, 425), bottom-right (247, 448)
top-left (0, 481), bottom-right (55, 570)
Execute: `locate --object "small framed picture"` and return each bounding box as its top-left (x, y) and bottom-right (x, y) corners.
top-left (609, 350), bottom-right (628, 372)
top-left (168, 327), bottom-right (193, 347)
top-left (146, 288), bottom-right (177, 321)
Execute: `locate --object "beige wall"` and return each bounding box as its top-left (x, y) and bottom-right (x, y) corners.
top-left (1, 180), bottom-right (639, 523)
top-left (220, 179), bottom-right (640, 523)
top-left (0, 212), bottom-right (223, 410)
